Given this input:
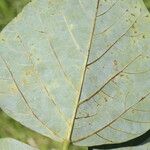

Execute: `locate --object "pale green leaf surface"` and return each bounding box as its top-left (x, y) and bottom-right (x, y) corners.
top-left (0, 0), bottom-right (150, 147)
top-left (93, 143), bottom-right (150, 150)
top-left (0, 138), bottom-right (38, 150)
top-left (111, 143), bottom-right (150, 150)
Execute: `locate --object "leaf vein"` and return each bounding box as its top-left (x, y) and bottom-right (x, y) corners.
top-left (0, 55), bottom-right (63, 140)
top-left (73, 92), bottom-right (150, 143)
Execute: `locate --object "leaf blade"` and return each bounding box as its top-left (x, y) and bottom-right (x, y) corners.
top-left (0, 0), bottom-right (149, 147)
top-left (0, 138), bottom-right (38, 150)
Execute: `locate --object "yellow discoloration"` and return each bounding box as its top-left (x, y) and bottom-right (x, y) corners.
top-left (10, 84), bottom-right (18, 93)
top-left (23, 66), bottom-right (35, 76)
top-left (0, 34), bottom-right (6, 42)
top-left (22, 79), bottom-right (28, 85)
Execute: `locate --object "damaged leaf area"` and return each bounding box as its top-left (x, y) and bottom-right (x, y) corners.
top-left (0, 0), bottom-right (150, 148)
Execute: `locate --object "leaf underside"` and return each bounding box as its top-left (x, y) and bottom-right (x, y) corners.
top-left (109, 142), bottom-right (150, 150)
top-left (0, 0), bottom-right (150, 147)
top-left (0, 138), bottom-right (38, 150)
top-left (91, 142), bottom-right (150, 150)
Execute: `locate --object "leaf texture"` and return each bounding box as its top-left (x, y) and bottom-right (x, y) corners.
top-left (0, 138), bottom-right (38, 150)
top-left (119, 143), bottom-right (150, 150)
top-left (92, 143), bottom-right (150, 150)
top-left (0, 0), bottom-right (150, 147)
top-left (110, 143), bottom-right (150, 150)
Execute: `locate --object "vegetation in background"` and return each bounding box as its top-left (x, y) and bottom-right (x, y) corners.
top-left (144, 0), bottom-right (150, 11)
top-left (0, 111), bottom-right (62, 150)
top-left (0, 0), bottom-right (31, 29)
top-left (0, 0), bottom-right (150, 30)
top-left (0, 0), bottom-right (150, 149)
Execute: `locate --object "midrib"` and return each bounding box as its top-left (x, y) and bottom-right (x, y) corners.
top-left (65, 0), bottom-right (100, 146)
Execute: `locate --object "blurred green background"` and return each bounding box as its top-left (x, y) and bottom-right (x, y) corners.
top-left (0, 0), bottom-right (150, 150)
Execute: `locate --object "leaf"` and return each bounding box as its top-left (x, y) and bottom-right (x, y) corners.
top-left (111, 142), bottom-right (150, 150)
top-left (143, 0), bottom-right (150, 11)
top-left (91, 142), bottom-right (150, 150)
top-left (0, 0), bottom-right (150, 147)
top-left (118, 142), bottom-right (150, 150)
top-left (0, 138), bottom-right (38, 150)
top-left (88, 130), bottom-right (150, 149)
top-left (117, 143), bottom-right (150, 150)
